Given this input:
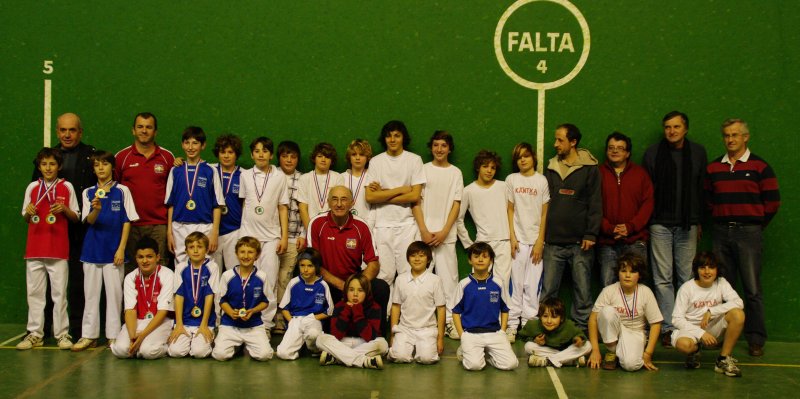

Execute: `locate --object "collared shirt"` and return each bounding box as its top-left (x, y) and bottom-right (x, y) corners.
top-left (115, 144), bottom-right (175, 225)
top-left (393, 269), bottom-right (446, 329)
top-left (283, 170), bottom-right (304, 240)
top-left (307, 212), bottom-right (378, 280)
top-left (705, 148), bottom-right (780, 225)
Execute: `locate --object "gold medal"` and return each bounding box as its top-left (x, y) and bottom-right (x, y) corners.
top-left (191, 306), bottom-right (202, 318)
top-left (30, 215), bottom-right (40, 224)
top-left (45, 214), bottom-right (57, 224)
top-left (237, 308), bottom-right (247, 318)
top-left (95, 188), bottom-right (106, 199)
top-left (221, 205), bottom-right (228, 215)
top-left (186, 199), bottom-right (196, 210)
top-left (254, 206), bottom-right (264, 215)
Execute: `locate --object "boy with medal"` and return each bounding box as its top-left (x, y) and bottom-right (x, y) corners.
top-left (209, 134), bottom-right (244, 273)
top-left (343, 139), bottom-right (375, 228)
top-left (17, 148), bottom-right (80, 350)
top-left (298, 142), bottom-right (344, 232)
top-left (238, 137), bottom-right (289, 336)
top-left (275, 140), bottom-right (304, 335)
top-left (73, 151), bottom-right (139, 351)
top-left (111, 237), bottom-right (175, 359)
top-left (212, 237), bottom-right (274, 361)
top-left (165, 126), bottom-right (224, 271)
top-left (168, 232), bottom-right (219, 358)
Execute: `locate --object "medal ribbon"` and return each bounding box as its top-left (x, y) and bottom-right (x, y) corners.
top-left (34, 178), bottom-right (59, 207)
top-left (313, 172), bottom-right (331, 209)
top-left (184, 162), bottom-right (203, 200)
top-left (253, 168), bottom-right (271, 205)
top-left (348, 171), bottom-right (366, 204)
top-left (190, 259), bottom-right (208, 307)
top-left (217, 165), bottom-right (238, 197)
top-left (618, 284), bottom-right (638, 320)
top-left (95, 180), bottom-right (114, 195)
top-left (237, 266), bottom-right (256, 309)
top-left (140, 266), bottom-right (161, 314)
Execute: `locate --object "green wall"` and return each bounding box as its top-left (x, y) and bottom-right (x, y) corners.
top-left (2, 1), bottom-right (798, 341)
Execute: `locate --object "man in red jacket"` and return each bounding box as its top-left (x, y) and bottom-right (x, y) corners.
top-left (598, 132), bottom-right (654, 286)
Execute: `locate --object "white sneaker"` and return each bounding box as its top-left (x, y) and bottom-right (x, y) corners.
top-left (445, 323), bottom-right (460, 340)
top-left (363, 356), bottom-right (383, 370)
top-left (57, 334), bottom-right (74, 350)
top-left (576, 356), bottom-right (587, 368)
top-left (16, 333), bottom-right (43, 350)
top-left (528, 355), bottom-right (548, 367)
top-left (71, 337), bottom-right (97, 352)
top-left (506, 327), bottom-right (517, 343)
top-left (456, 346), bottom-right (463, 361)
top-left (319, 351), bottom-right (337, 366)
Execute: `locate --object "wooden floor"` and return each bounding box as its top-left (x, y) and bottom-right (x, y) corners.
top-left (1, 323), bottom-right (798, 399)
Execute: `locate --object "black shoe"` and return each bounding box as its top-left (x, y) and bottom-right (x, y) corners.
top-left (749, 344), bottom-right (764, 357)
top-left (661, 332), bottom-right (673, 348)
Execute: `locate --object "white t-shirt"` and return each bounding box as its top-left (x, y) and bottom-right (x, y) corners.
top-left (239, 165), bottom-right (289, 241)
top-left (592, 282), bottom-right (663, 331)
top-left (342, 169), bottom-right (375, 225)
top-left (506, 172), bottom-right (550, 244)
top-left (369, 151), bottom-right (426, 227)
top-left (421, 163), bottom-right (463, 243)
top-left (672, 277), bottom-right (743, 339)
top-left (456, 180), bottom-right (510, 247)
top-left (297, 170), bottom-right (344, 218)
top-left (392, 269), bottom-right (446, 329)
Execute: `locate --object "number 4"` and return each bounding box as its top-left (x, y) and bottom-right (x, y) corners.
top-left (536, 60), bottom-right (547, 74)
top-left (43, 60), bottom-right (53, 74)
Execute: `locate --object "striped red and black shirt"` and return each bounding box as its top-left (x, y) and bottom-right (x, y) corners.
top-left (705, 149), bottom-right (780, 226)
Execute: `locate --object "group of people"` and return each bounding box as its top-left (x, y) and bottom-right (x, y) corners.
top-left (19, 111), bottom-right (779, 377)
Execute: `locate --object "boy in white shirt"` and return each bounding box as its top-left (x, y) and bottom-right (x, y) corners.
top-left (342, 139), bottom-right (375, 228)
top-left (298, 142), bottom-right (344, 230)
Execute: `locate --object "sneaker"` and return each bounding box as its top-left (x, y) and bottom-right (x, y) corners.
top-left (456, 346), bottom-right (463, 361)
top-left (363, 356), bottom-right (384, 370)
top-left (71, 338), bottom-right (97, 352)
top-left (273, 319), bottom-right (286, 335)
top-left (445, 323), bottom-right (460, 340)
top-left (506, 327), bottom-right (517, 343)
top-left (602, 352), bottom-right (618, 370)
top-left (319, 351), bottom-right (337, 366)
top-left (661, 332), bottom-right (673, 348)
top-left (715, 356), bottom-right (741, 377)
top-left (685, 350), bottom-right (701, 369)
top-left (15, 334), bottom-right (43, 350)
top-left (57, 334), bottom-right (74, 350)
top-left (576, 356), bottom-right (587, 368)
top-left (528, 355), bottom-right (548, 367)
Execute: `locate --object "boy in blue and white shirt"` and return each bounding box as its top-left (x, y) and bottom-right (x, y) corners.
top-left (209, 133), bottom-right (244, 272)
top-left (452, 242), bottom-right (518, 371)
top-left (276, 247), bottom-right (333, 360)
top-left (74, 151), bottom-right (139, 351)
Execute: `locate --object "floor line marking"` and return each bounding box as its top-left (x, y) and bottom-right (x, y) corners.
top-left (0, 333), bottom-right (26, 347)
top-left (547, 366), bottom-right (569, 399)
top-left (15, 345), bottom-right (105, 399)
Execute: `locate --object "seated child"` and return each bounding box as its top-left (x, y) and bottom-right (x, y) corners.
top-left (452, 242), bottom-right (518, 371)
top-left (276, 247), bottom-right (333, 360)
top-left (111, 237), bottom-right (175, 359)
top-left (672, 251), bottom-right (745, 377)
top-left (588, 253), bottom-right (662, 371)
top-left (519, 297), bottom-right (591, 367)
top-left (388, 241), bottom-right (446, 364)
top-left (315, 273), bottom-right (388, 369)
top-left (168, 232), bottom-right (219, 358)
top-left (212, 236), bottom-right (274, 361)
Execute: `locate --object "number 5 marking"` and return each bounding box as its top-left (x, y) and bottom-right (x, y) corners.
top-left (43, 60), bottom-right (54, 74)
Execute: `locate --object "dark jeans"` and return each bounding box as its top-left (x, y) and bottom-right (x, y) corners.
top-left (542, 243), bottom-right (594, 329)
top-left (713, 223), bottom-right (765, 346)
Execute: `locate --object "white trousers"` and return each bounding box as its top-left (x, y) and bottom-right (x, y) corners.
top-left (388, 325), bottom-right (439, 364)
top-left (524, 341), bottom-right (592, 368)
top-left (256, 239), bottom-right (279, 329)
top-left (375, 225), bottom-right (418, 285)
top-left (488, 240), bottom-right (512, 292)
top-left (168, 325), bottom-right (213, 358)
top-left (212, 325), bottom-right (273, 361)
top-left (508, 243), bottom-right (543, 330)
top-left (597, 306), bottom-right (646, 371)
top-left (171, 222), bottom-right (213, 269)
top-left (432, 242), bottom-right (458, 323)
top-left (316, 333), bottom-right (388, 368)
top-left (212, 229), bottom-right (241, 272)
top-left (26, 259), bottom-right (69, 338)
top-left (111, 318), bottom-right (172, 359)
top-left (276, 314), bottom-right (322, 360)
top-left (459, 331), bottom-right (519, 371)
top-left (82, 262), bottom-right (124, 339)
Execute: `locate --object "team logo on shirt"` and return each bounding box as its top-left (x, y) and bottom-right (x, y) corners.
top-left (154, 164), bottom-right (165, 174)
top-left (489, 291), bottom-right (500, 303)
top-left (514, 187), bottom-right (539, 196)
top-left (232, 183), bottom-right (240, 194)
top-left (346, 238), bottom-right (357, 249)
top-left (111, 200), bottom-right (121, 212)
top-left (253, 286), bottom-right (262, 298)
top-left (558, 188), bottom-right (575, 196)
top-left (197, 176), bottom-right (208, 188)
top-left (315, 292), bottom-right (326, 304)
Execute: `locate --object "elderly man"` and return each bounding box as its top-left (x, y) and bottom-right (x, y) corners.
top-left (115, 112), bottom-right (175, 271)
top-left (307, 185), bottom-right (389, 330)
top-left (705, 118), bottom-right (780, 357)
top-left (33, 113), bottom-right (96, 339)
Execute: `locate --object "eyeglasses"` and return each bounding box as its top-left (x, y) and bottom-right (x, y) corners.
top-left (607, 146), bottom-right (627, 152)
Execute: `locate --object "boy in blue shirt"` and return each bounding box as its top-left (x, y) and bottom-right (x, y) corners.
top-left (452, 242), bottom-right (518, 370)
top-left (276, 247), bottom-right (333, 359)
top-left (210, 133), bottom-right (244, 272)
top-left (165, 126), bottom-right (224, 271)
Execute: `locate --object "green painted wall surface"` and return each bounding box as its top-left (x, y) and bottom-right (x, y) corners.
top-left (1, 1), bottom-right (797, 340)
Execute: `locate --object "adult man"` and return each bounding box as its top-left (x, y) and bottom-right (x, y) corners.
top-left (705, 118), bottom-right (780, 357)
top-left (33, 113), bottom-right (96, 338)
top-left (642, 111), bottom-right (707, 347)
top-left (115, 112), bottom-right (175, 272)
top-left (307, 186), bottom-right (389, 329)
top-left (598, 132), bottom-right (653, 286)
top-left (541, 123), bottom-right (602, 330)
